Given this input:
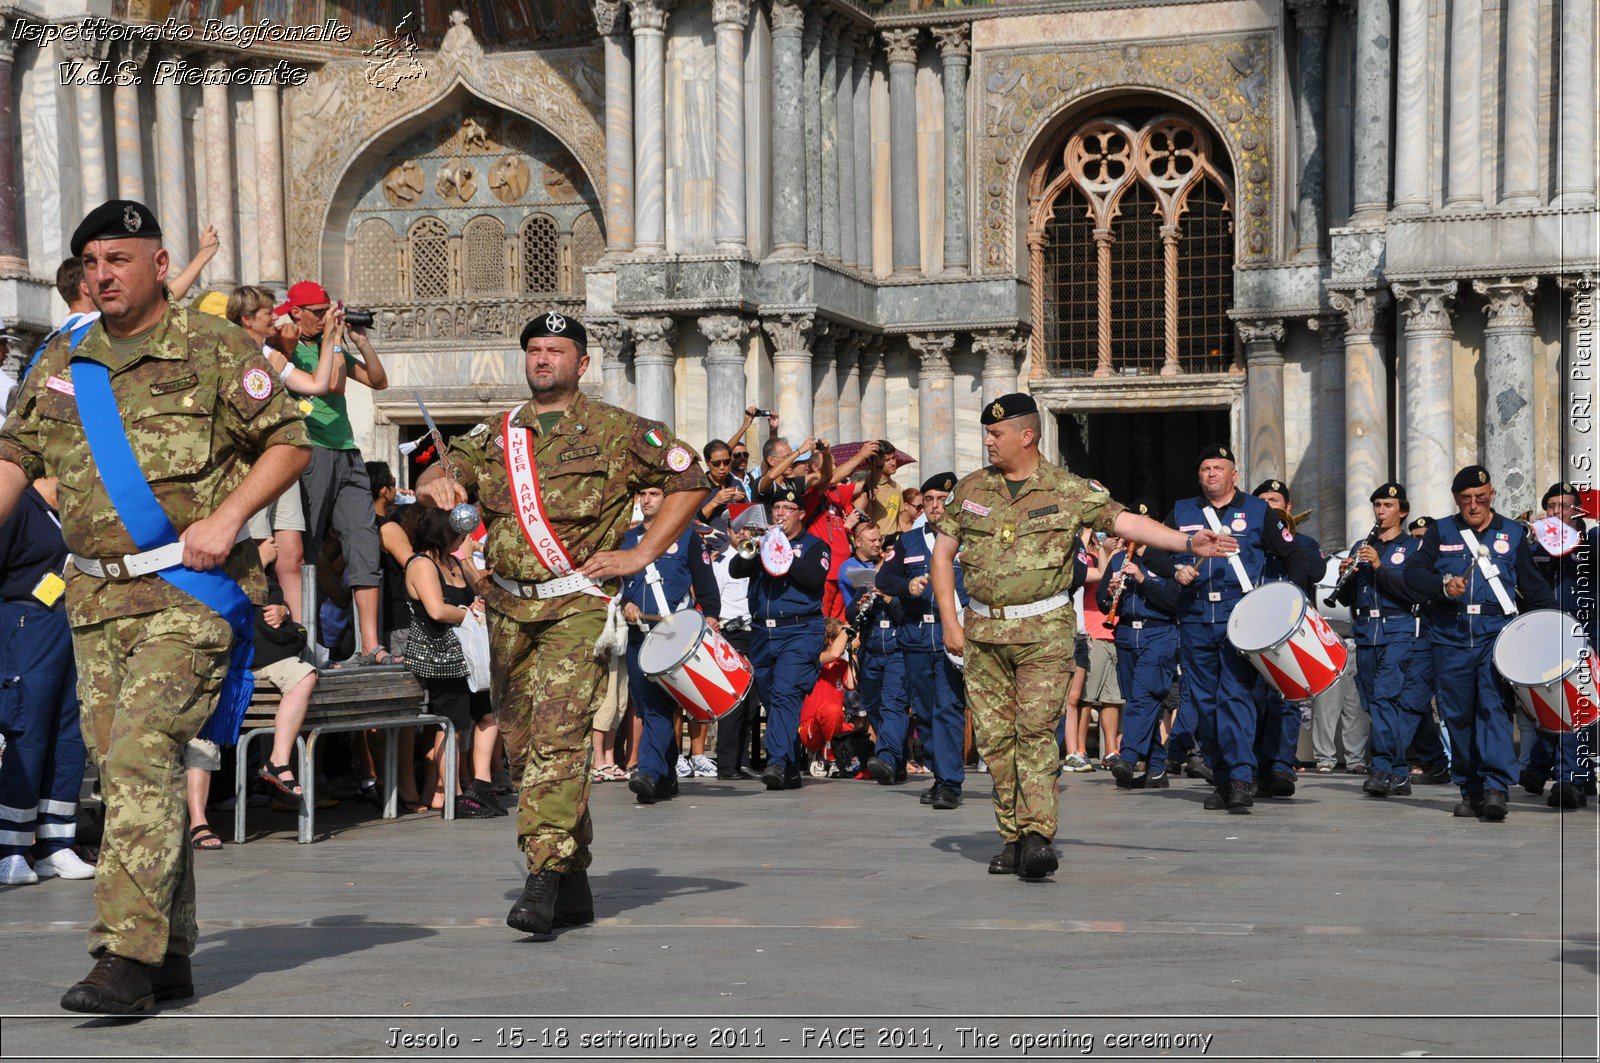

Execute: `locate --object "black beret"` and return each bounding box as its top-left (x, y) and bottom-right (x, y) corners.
top-left (980, 392), bottom-right (1038, 426)
top-left (1370, 481), bottom-right (1407, 503)
top-left (1198, 444), bottom-right (1235, 466)
top-left (765, 479), bottom-right (805, 508)
top-left (71, 199), bottom-right (161, 256)
top-left (1450, 465), bottom-right (1491, 494)
top-left (520, 310), bottom-right (588, 350)
top-left (1408, 516), bottom-right (1433, 532)
top-left (920, 472), bottom-right (957, 495)
top-left (1543, 482), bottom-right (1580, 507)
top-left (1129, 497), bottom-right (1156, 518)
top-left (1253, 479), bottom-right (1289, 500)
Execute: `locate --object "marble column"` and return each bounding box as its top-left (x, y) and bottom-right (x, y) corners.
top-left (1329, 288), bottom-right (1391, 544)
top-left (629, 314), bottom-right (678, 428)
top-left (1310, 314), bottom-right (1347, 542)
top-left (1558, 0), bottom-right (1597, 208)
top-left (596, 1), bottom-right (635, 253)
top-left (67, 38), bottom-right (110, 209)
top-left (1561, 275), bottom-right (1597, 489)
top-left (202, 61), bottom-right (237, 286)
top-left (1391, 0), bottom-right (1430, 214)
top-left (802, 17), bottom-right (823, 253)
top-left (1288, 0), bottom-right (1329, 258)
top-left (883, 28), bottom-right (922, 275)
top-left (933, 25), bottom-right (969, 276)
top-left (1239, 319), bottom-right (1287, 483)
top-left (769, 0), bottom-right (807, 255)
top-left (852, 37), bottom-right (874, 270)
top-left (153, 52), bottom-right (191, 267)
top-left (819, 21), bottom-right (841, 261)
top-left (836, 332), bottom-right (862, 441)
top-left (1394, 280), bottom-right (1459, 521)
top-left (910, 332), bottom-right (957, 473)
top-left (700, 314), bottom-right (750, 441)
top-left (813, 326), bottom-right (839, 440)
top-left (0, 20), bottom-right (25, 272)
top-left (1444, 2), bottom-right (1481, 209)
top-left (1501, 0), bottom-right (1541, 207)
top-left (1473, 277), bottom-right (1540, 515)
top-left (252, 79), bottom-right (286, 289)
top-left (629, 0), bottom-right (670, 255)
top-left (835, 32), bottom-right (858, 268)
top-left (1348, 0), bottom-right (1393, 224)
top-left (113, 42), bottom-right (148, 202)
top-left (592, 318), bottom-right (636, 411)
top-left (764, 314), bottom-right (816, 439)
top-left (859, 336), bottom-right (887, 440)
top-left (711, 0), bottom-right (748, 254)
top-left (973, 329), bottom-right (1023, 405)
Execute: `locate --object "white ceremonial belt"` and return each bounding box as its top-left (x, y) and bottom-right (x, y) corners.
top-left (967, 592), bottom-right (1071, 621)
top-left (491, 571), bottom-right (600, 600)
top-left (71, 528), bottom-right (250, 580)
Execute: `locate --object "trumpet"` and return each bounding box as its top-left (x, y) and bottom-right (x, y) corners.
top-left (735, 533), bottom-right (758, 560)
top-left (1272, 506), bottom-right (1315, 533)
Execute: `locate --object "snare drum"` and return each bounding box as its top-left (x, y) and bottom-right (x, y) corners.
top-left (1492, 610), bottom-right (1600, 734)
top-left (637, 610), bottom-right (753, 722)
top-left (1226, 581), bottom-right (1350, 700)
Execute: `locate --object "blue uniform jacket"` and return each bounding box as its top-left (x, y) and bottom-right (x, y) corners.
top-left (1333, 533), bottom-right (1417, 646)
top-left (729, 530), bottom-right (830, 622)
top-left (1094, 546), bottom-right (1181, 631)
top-left (620, 524), bottom-right (721, 642)
top-left (876, 524), bottom-right (969, 653)
top-left (1401, 512), bottom-right (1558, 646)
top-left (1163, 492), bottom-right (1310, 622)
top-left (0, 486), bottom-right (68, 602)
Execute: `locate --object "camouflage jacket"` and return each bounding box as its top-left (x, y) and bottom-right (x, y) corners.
top-left (0, 304), bottom-right (309, 627)
top-left (447, 389), bottom-right (710, 623)
top-left (936, 460), bottom-right (1124, 645)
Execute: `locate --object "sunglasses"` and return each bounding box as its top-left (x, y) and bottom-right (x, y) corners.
top-left (297, 304), bottom-right (331, 317)
top-left (709, 458), bottom-right (732, 467)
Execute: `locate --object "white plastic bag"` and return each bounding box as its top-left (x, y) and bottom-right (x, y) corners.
top-left (455, 609), bottom-right (492, 693)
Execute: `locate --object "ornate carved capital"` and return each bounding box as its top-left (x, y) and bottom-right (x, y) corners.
top-left (835, 26), bottom-right (857, 62)
top-left (62, 35), bottom-right (108, 63)
top-left (593, 0), bottom-right (628, 36)
top-left (588, 317), bottom-right (632, 360)
top-left (711, 0), bottom-right (751, 29)
top-left (627, 0), bottom-right (673, 34)
top-left (698, 313), bottom-right (750, 351)
top-left (1393, 280), bottom-right (1459, 334)
top-left (770, 0), bottom-right (806, 35)
top-left (1307, 313), bottom-right (1346, 351)
top-left (763, 312), bottom-right (816, 355)
top-left (1473, 276), bottom-right (1540, 331)
top-left (628, 315), bottom-right (677, 360)
top-left (971, 328), bottom-right (1024, 372)
top-left (834, 328), bottom-right (860, 368)
top-left (119, 40), bottom-right (152, 69)
top-left (908, 332), bottom-right (957, 375)
top-left (882, 28), bottom-right (921, 65)
top-left (1327, 288), bottom-right (1390, 336)
top-left (1236, 319), bottom-right (1286, 361)
top-left (1288, 0), bottom-right (1332, 33)
top-left (931, 24), bottom-right (970, 62)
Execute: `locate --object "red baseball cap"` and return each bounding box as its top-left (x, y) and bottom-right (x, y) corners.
top-left (273, 301), bottom-right (293, 317)
top-left (286, 281), bottom-right (330, 307)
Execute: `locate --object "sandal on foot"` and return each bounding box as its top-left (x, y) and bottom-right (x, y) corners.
top-left (257, 762), bottom-right (303, 801)
top-left (189, 825), bottom-right (223, 851)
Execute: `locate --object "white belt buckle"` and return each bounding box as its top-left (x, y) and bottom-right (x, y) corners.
top-left (102, 557), bottom-right (129, 580)
top-left (1207, 592), bottom-right (1221, 602)
top-left (992, 604), bottom-right (1007, 620)
top-left (922, 614), bottom-right (935, 624)
top-left (1467, 604), bottom-right (1482, 615)
top-left (878, 620), bottom-right (890, 628)
top-left (1367, 609), bottom-right (1381, 618)
top-left (764, 618), bottom-right (778, 628)
top-left (1130, 620), bottom-right (1145, 629)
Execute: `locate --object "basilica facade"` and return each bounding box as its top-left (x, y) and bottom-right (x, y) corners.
top-left (0, 0), bottom-right (1593, 545)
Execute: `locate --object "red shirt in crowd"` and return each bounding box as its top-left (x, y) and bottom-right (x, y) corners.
top-left (804, 482), bottom-right (857, 620)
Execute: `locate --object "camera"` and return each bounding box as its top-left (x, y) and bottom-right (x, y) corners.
top-left (344, 309), bottom-right (375, 329)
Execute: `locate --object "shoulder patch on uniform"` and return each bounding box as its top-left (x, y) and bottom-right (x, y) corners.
top-left (242, 367), bottom-right (272, 400)
top-left (644, 426), bottom-right (666, 448)
top-left (962, 499), bottom-right (991, 517)
top-left (666, 445), bottom-right (692, 472)
top-left (1440, 543), bottom-right (1463, 552)
top-left (1087, 479), bottom-right (1106, 493)
top-left (1390, 548), bottom-right (1406, 562)
top-left (1028, 504), bottom-right (1059, 519)
top-left (1281, 527), bottom-right (1295, 542)
top-left (45, 375), bottom-right (75, 396)
top-left (1493, 538), bottom-right (1509, 554)
top-left (818, 552), bottom-right (830, 569)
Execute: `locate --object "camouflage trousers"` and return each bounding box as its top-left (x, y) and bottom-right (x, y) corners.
top-left (964, 636), bottom-right (1074, 842)
top-left (71, 602), bottom-right (232, 965)
top-left (488, 606), bottom-right (607, 874)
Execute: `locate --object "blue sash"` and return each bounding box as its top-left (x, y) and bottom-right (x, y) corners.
top-left (67, 337), bottom-right (255, 745)
top-left (21, 316), bottom-right (98, 386)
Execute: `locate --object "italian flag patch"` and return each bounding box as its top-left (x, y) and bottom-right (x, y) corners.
top-left (645, 428), bottom-right (666, 447)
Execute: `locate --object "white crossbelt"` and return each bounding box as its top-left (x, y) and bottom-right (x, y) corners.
top-left (491, 571), bottom-right (602, 600)
top-left (71, 527), bottom-right (251, 580)
top-left (1457, 527), bottom-right (1517, 615)
top-left (966, 591), bottom-right (1071, 621)
top-left (1200, 505), bottom-right (1254, 591)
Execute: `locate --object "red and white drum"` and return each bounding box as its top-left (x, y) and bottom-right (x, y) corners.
top-left (637, 610), bottom-right (753, 723)
top-left (1492, 610), bottom-right (1600, 734)
top-left (1227, 581), bottom-right (1350, 700)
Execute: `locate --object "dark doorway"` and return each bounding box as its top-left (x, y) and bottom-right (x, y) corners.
top-left (1057, 408), bottom-right (1232, 519)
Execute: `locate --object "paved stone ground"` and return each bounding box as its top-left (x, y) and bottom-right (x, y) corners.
top-left (0, 768), bottom-right (1595, 1061)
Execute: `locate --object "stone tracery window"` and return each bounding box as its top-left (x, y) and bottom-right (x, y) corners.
top-left (521, 214), bottom-right (560, 294)
top-left (408, 217), bottom-right (450, 300)
top-left (569, 211), bottom-right (604, 298)
top-left (1029, 113), bottom-right (1235, 377)
top-left (349, 218), bottom-right (399, 302)
top-left (462, 215), bottom-right (506, 295)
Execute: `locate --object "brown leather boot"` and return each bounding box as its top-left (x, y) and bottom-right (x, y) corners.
top-left (151, 952), bottom-right (194, 1002)
top-left (60, 954), bottom-right (155, 1014)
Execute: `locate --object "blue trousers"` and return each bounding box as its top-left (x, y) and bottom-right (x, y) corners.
top-left (1527, 726), bottom-right (1596, 785)
top-left (1166, 678), bottom-right (1197, 765)
top-left (1114, 625), bottom-right (1178, 775)
top-left (0, 602), bottom-right (84, 857)
top-left (905, 650), bottom-right (966, 791)
top-left (747, 618), bottom-right (825, 773)
top-left (860, 647), bottom-right (908, 771)
top-left (1180, 620), bottom-right (1259, 783)
top-left (625, 638), bottom-right (683, 783)
top-left (1401, 644), bottom-right (1448, 767)
top-left (1432, 639), bottom-right (1517, 797)
top-left (1357, 639), bottom-right (1412, 777)
top-left (1251, 681), bottom-right (1302, 776)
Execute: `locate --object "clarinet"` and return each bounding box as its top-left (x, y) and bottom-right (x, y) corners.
top-left (1324, 523), bottom-right (1383, 607)
top-left (1105, 550), bottom-right (1133, 627)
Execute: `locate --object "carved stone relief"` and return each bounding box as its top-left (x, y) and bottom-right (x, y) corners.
top-left (489, 154), bottom-right (532, 202)
top-left (382, 161), bottom-right (425, 206)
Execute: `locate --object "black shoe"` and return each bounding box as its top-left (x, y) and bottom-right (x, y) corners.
top-left (761, 763), bottom-right (786, 791)
top-left (1202, 783), bottom-right (1230, 811)
top-left (1185, 756), bottom-right (1214, 782)
top-left (894, 765), bottom-right (909, 784)
top-left (1347, 764), bottom-right (1371, 775)
top-left (783, 769), bottom-right (803, 790)
top-left (1144, 770), bottom-right (1170, 790)
top-left (864, 756), bottom-right (895, 784)
top-left (151, 952), bottom-right (194, 1003)
top-left (1363, 773), bottom-right (1392, 798)
top-left (1481, 789), bottom-right (1509, 822)
top-left (554, 868), bottom-right (595, 927)
top-left (1452, 796), bottom-right (1484, 818)
top-left (988, 843), bottom-right (1018, 875)
top-left (1017, 832), bottom-right (1059, 881)
top-left (654, 776), bottom-right (679, 801)
top-left (467, 779), bottom-right (507, 816)
top-left (629, 771), bottom-right (660, 805)
top-left (1270, 771), bottom-right (1296, 797)
top-left (1110, 758), bottom-right (1140, 789)
top-left (1418, 763), bottom-right (1452, 785)
top-left (1251, 777), bottom-right (1271, 800)
top-left (1519, 768), bottom-right (1546, 797)
top-left (931, 784), bottom-right (962, 810)
top-left (1225, 779), bottom-right (1253, 813)
top-left (507, 869), bottom-right (562, 935)
top-left (1548, 782), bottom-right (1585, 810)
top-left (60, 954), bottom-right (155, 1014)
top-left (1388, 774), bottom-right (1413, 797)
top-left (920, 784), bottom-right (938, 805)
top-left (716, 770), bottom-right (743, 781)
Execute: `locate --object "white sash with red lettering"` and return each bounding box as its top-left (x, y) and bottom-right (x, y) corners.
top-left (502, 405), bottom-right (607, 600)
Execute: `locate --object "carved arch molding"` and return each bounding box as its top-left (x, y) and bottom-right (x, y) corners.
top-left (284, 21), bottom-right (605, 282)
top-left (976, 32), bottom-right (1277, 275)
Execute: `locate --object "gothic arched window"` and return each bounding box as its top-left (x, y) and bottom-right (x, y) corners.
top-left (461, 215), bottom-right (506, 295)
top-left (349, 218), bottom-right (399, 302)
top-left (521, 214), bottom-right (559, 294)
top-left (569, 210), bottom-right (604, 297)
top-left (408, 217), bottom-right (450, 300)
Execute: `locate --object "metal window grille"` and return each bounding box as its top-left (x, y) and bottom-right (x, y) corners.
top-left (1042, 187), bottom-right (1097, 376)
top-left (522, 214), bottom-right (559, 294)
top-left (349, 218), bottom-right (398, 302)
top-left (1175, 178), bottom-right (1234, 373)
top-left (409, 217), bottom-right (450, 300)
top-left (1108, 183), bottom-right (1164, 375)
top-left (462, 215), bottom-right (506, 295)
top-left (569, 211), bottom-right (605, 297)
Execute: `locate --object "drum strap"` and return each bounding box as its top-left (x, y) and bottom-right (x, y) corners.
top-left (1200, 505), bottom-right (1254, 592)
top-left (1458, 527), bottom-right (1517, 615)
top-left (642, 562), bottom-right (672, 618)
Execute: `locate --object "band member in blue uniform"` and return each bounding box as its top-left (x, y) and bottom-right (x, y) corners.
top-left (840, 522), bottom-right (908, 785)
top-left (1165, 446), bottom-right (1310, 812)
top-left (1250, 479), bottom-right (1321, 798)
top-left (876, 472), bottom-right (969, 808)
top-left (730, 480), bottom-right (830, 790)
top-left (1334, 482), bottom-right (1421, 798)
top-left (1098, 499), bottom-right (1182, 790)
top-left (619, 487), bottom-right (721, 804)
top-left (1402, 515), bottom-right (1451, 781)
top-left (1402, 466), bottom-right (1558, 821)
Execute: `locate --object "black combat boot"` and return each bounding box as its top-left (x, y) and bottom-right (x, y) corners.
top-left (1225, 779), bottom-right (1254, 813)
top-left (1548, 782), bottom-right (1586, 810)
top-left (507, 870), bottom-right (562, 935)
top-left (60, 954), bottom-right (155, 1014)
top-left (1017, 833), bottom-right (1059, 881)
top-left (1480, 789), bottom-right (1509, 822)
top-left (987, 842), bottom-right (1018, 875)
top-left (554, 868), bottom-right (595, 927)
top-left (629, 771), bottom-right (659, 805)
top-left (151, 952), bottom-right (194, 1002)
top-left (1363, 773), bottom-right (1392, 798)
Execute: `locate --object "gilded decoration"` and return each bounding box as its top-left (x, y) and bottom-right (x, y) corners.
top-left (976, 33), bottom-right (1277, 274)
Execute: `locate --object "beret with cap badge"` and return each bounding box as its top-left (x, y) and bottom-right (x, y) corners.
top-left (980, 392), bottom-right (1038, 426)
top-left (1370, 481), bottom-right (1407, 503)
top-left (1130, 497), bottom-right (1155, 518)
top-left (520, 310), bottom-right (588, 351)
top-left (1198, 443), bottom-right (1235, 467)
top-left (1450, 465), bottom-right (1491, 495)
top-left (1542, 481), bottom-right (1580, 508)
top-left (1408, 516), bottom-right (1433, 532)
top-left (920, 471), bottom-right (957, 495)
top-left (765, 479), bottom-right (804, 508)
top-left (1252, 478), bottom-right (1289, 501)
top-left (71, 200), bottom-right (161, 256)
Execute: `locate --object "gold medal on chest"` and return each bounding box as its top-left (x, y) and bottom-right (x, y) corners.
top-left (999, 522), bottom-right (1015, 546)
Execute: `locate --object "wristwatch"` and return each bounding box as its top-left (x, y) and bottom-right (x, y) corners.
top-left (1183, 533), bottom-right (1194, 553)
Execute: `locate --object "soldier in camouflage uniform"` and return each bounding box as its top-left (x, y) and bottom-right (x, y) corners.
top-left (0, 200), bottom-right (310, 1012)
top-left (416, 311), bottom-right (708, 938)
top-left (932, 394), bottom-right (1234, 881)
